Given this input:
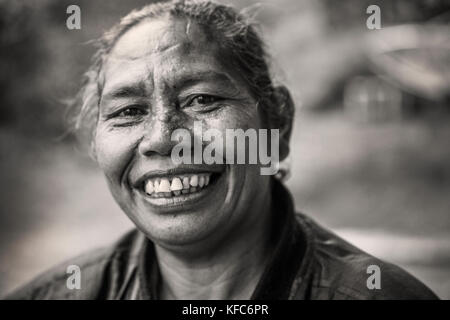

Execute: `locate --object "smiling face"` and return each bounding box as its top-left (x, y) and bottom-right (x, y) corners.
top-left (94, 15), bottom-right (273, 249)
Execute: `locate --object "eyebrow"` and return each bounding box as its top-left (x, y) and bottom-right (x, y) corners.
top-left (101, 70), bottom-right (237, 102)
top-left (174, 71), bottom-right (236, 90)
top-left (102, 81), bottom-right (148, 101)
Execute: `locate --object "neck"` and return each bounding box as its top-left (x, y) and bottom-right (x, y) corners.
top-left (155, 188), bottom-right (273, 300)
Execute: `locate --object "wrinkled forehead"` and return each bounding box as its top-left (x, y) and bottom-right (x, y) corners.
top-left (106, 15), bottom-right (221, 69)
top-left (100, 15), bottom-right (238, 93)
top-left (113, 15), bottom-right (213, 57)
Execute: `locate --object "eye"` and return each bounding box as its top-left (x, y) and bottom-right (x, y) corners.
top-left (185, 95), bottom-right (223, 111)
top-left (116, 106), bottom-right (147, 117)
top-left (191, 95), bottom-right (219, 105)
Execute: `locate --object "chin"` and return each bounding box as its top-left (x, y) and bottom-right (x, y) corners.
top-left (133, 205), bottom-right (230, 248)
top-left (114, 165), bottom-right (256, 248)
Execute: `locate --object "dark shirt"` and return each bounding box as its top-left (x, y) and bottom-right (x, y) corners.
top-left (4, 180), bottom-right (438, 300)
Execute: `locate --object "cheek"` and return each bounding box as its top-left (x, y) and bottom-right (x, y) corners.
top-left (204, 105), bottom-right (261, 133)
top-left (94, 126), bottom-right (140, 184)
top-left (203, 107), bottom-right (261, 160)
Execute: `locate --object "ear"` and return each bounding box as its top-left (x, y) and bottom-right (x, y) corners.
top-left (271, 85), bottom-right (294, 161)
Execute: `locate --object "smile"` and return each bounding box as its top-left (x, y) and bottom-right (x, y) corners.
top-left (133, 165), bottom-right (226, 210)
top-left (144, 173), bottom-right (213, 198)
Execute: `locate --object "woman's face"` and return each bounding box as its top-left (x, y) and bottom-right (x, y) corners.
top-left (95, 16), bottom-right (272, 248)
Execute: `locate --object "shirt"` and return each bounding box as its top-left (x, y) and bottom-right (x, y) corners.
top-left (4, 179), bottom-right (438, 300)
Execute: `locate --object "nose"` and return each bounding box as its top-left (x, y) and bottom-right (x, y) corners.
top-left (138, 111), bottom-right (182, 157)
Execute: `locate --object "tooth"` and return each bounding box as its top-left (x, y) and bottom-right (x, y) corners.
top-left (170, 177), bottom-right (183, 191)
top-left (173, 190), bottom-right (181, 196)
top-left (199, 175), bottom-right (205, 187)
top-left (145, 180), bottom-right (154, 194)
top-left (159, 179), bottom-right (171, 192)
top-left (190, 187), bottom-right (197, 193)
top-left (164, 192), bottom-right (172, 197)
top-left (153, 180), bottom-right (160, 193)
top-left (190, 175), bottom-right (198, 187)
top-left (182, 177), bottom-right (190, 189)
top-left (182, 189), bottom-right (189, 194)
top-left (205, 175), bottom-right (210, 186)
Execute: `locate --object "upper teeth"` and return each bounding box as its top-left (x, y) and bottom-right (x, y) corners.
top-left (144, 173), bottom-right (212, 196)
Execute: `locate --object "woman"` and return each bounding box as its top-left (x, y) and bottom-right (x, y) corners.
top-left (6, 0), bottom-right (437, 300)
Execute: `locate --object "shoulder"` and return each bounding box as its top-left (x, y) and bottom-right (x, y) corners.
top-left (3, 229), bottom-right (143, 300)
top-left (293, 213), bottom-right (439, 300)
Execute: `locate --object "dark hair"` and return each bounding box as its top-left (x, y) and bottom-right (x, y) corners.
top-left (71, 0), bottom-right (293, 150)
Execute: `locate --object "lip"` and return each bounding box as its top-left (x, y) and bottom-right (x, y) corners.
top-left (134, 166), bottom-right (227, 213)
top-left (132, 164), bottom-right (226, 190)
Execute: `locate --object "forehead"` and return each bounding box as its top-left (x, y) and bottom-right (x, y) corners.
top-left (102, 16), bottom-right (227, 87)
top-left (110, 15), bottom-right (213, 59)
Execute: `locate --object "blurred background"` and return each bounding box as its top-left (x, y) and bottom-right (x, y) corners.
top-left (0, 0), bottom-right (449, 298)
